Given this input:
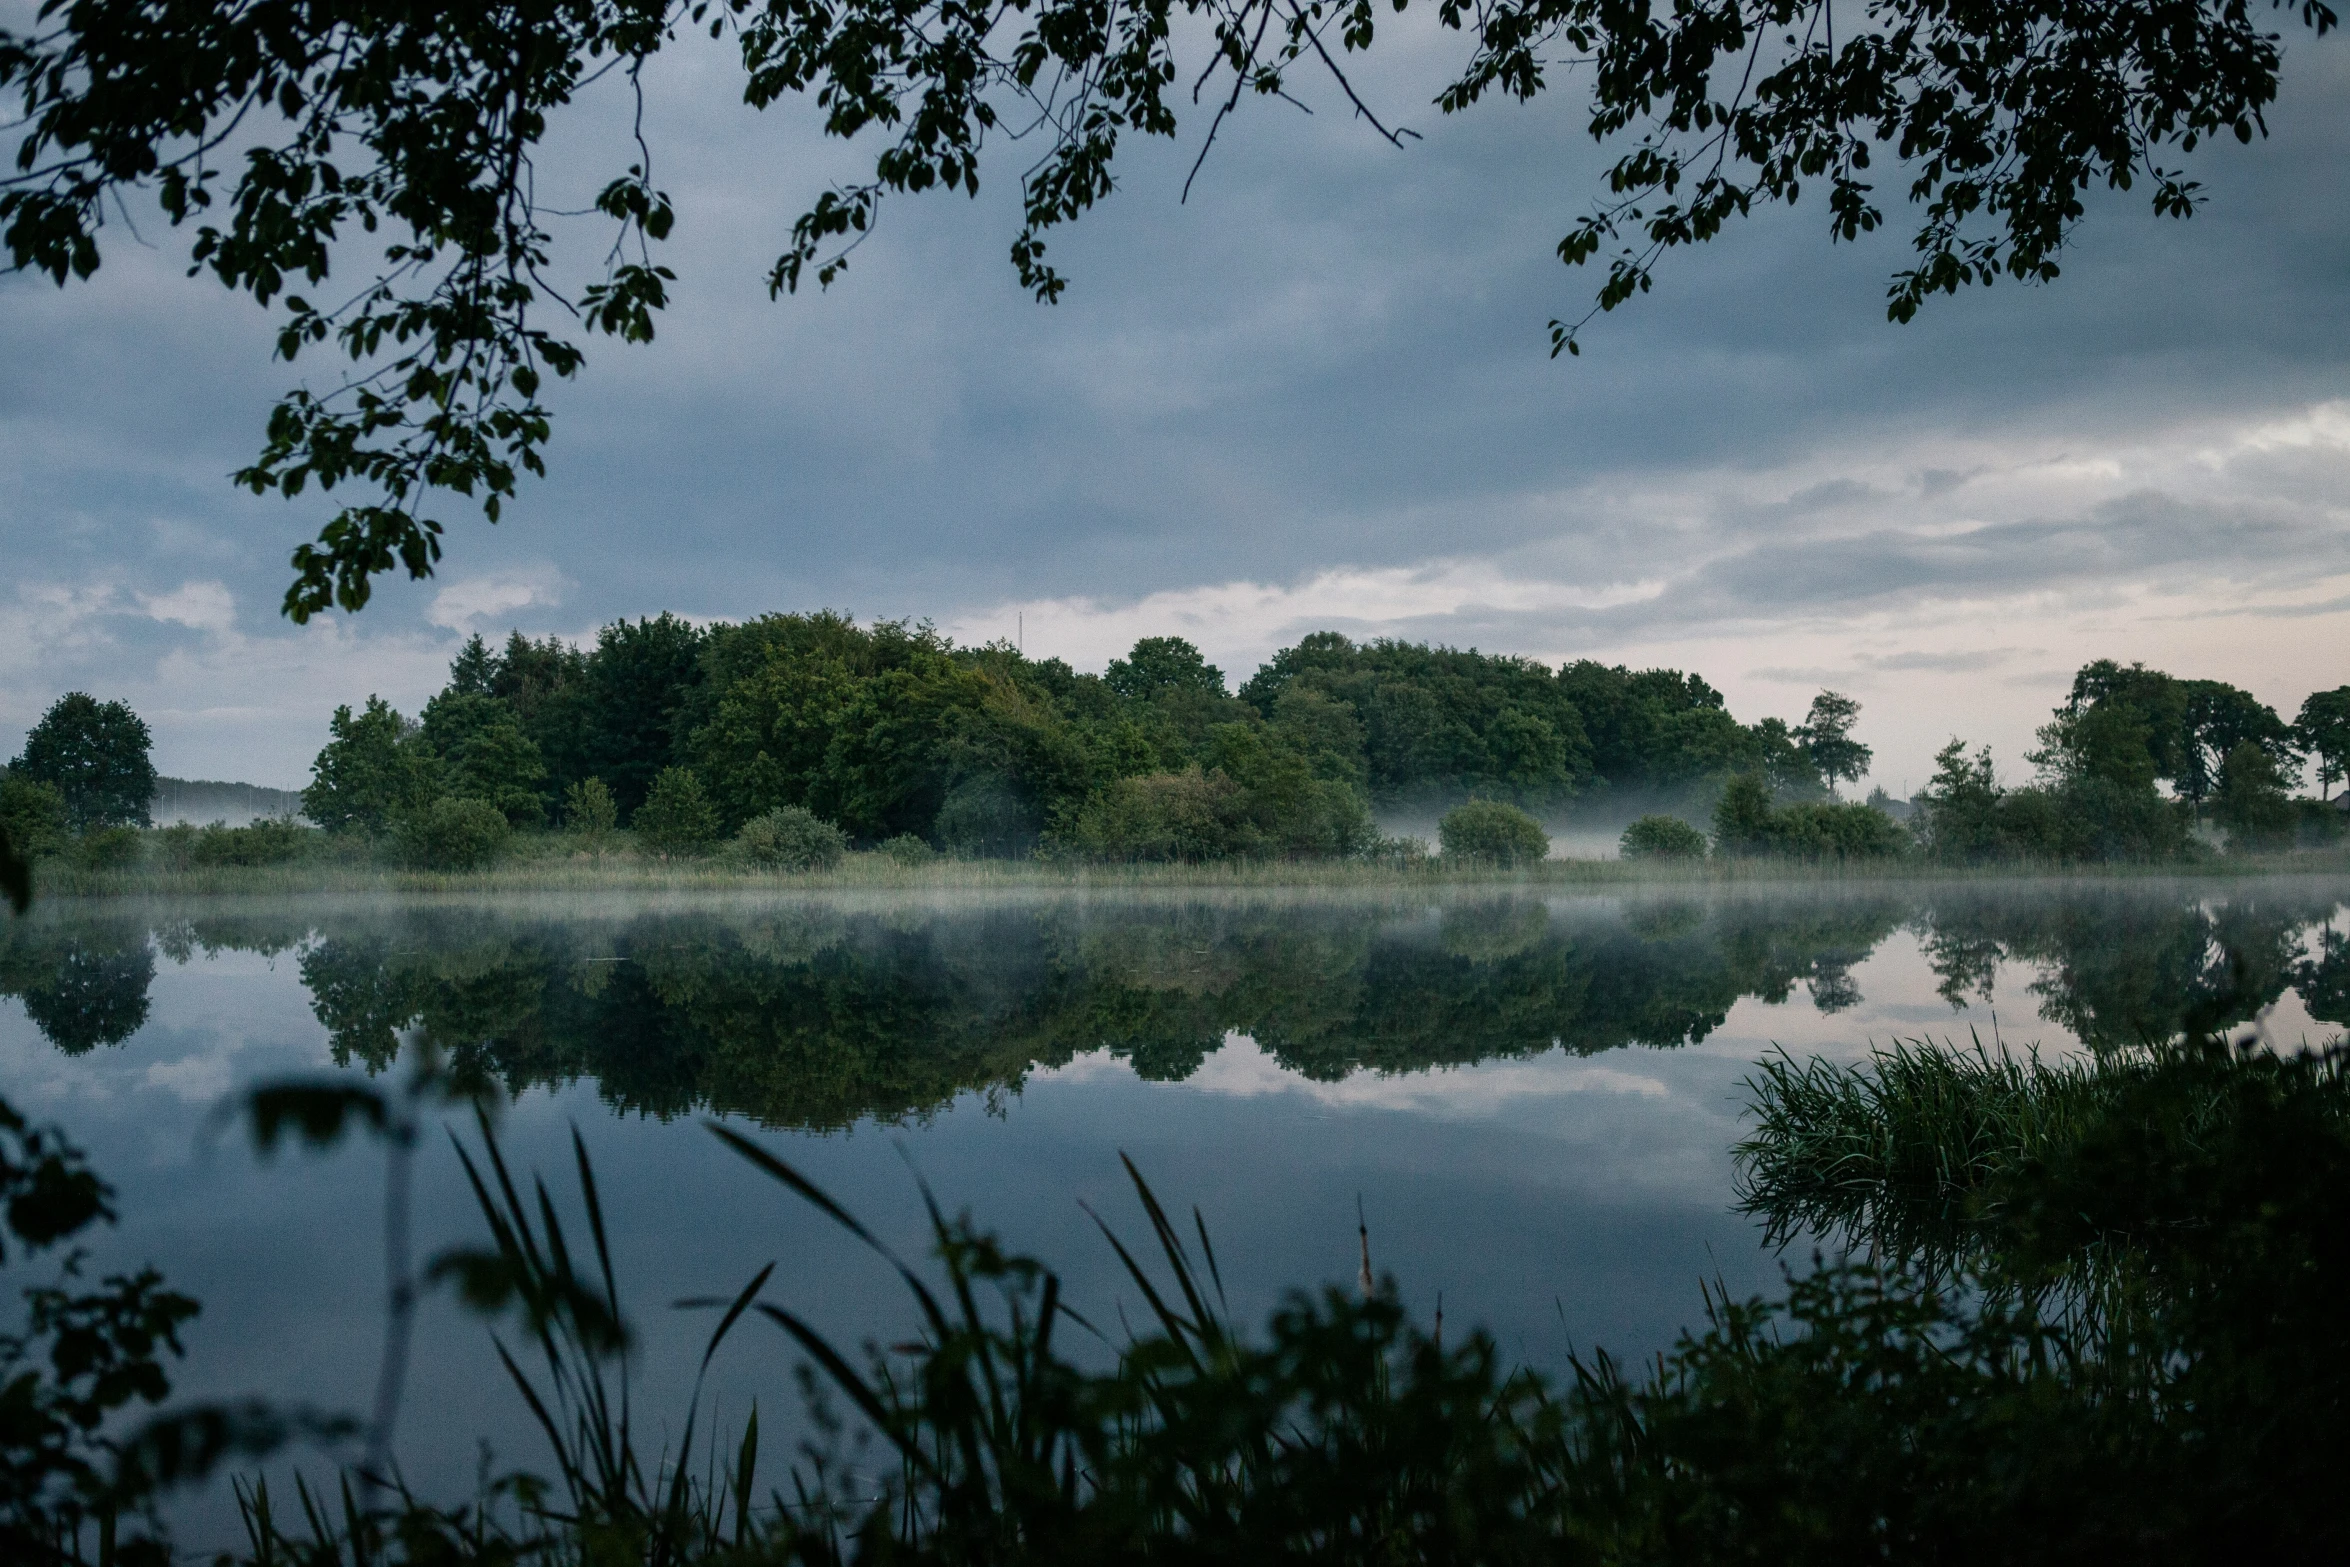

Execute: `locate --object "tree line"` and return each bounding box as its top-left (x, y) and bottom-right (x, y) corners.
top-left (5, 627), bottom-right (2346, 871)
top-left (288, 613), bottom-right (1885, 866)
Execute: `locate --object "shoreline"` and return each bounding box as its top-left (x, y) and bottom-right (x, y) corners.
top-left (20, 847), bottom-right (2350, 908)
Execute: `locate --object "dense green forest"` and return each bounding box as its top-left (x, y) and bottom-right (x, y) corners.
top-left (5, 618), bottom-right (2346, 873)
top-left (297, 616), bottom-right (1857, 862)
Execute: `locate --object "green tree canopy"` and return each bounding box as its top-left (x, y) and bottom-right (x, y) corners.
top-left (1797, 691), bottom-right (1872, 797)
top-left (2299, 687), bottom-right (2350, 800)
top-left (9, 693), bottom-right (155, 833)
top-left (418, 691), bottom-right (550, 828)
top-left (302, 696), bottom-right (435, 834)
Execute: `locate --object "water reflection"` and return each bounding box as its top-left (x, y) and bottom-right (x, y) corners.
top-left (6, 881), bottom-right (2343, 1127)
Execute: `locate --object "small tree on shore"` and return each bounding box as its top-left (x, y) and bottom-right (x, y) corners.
top-left (634, 768), bottom-right (720, 856)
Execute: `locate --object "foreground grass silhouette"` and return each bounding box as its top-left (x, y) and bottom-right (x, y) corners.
top-left (7, 1017), bottom-right (2350, 1563)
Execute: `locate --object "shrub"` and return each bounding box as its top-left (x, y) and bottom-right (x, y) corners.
top-left (565, 777), bottom-right (618, 836)
top-left (394, 796), bottom-right (512, 871)
top-left (1074, 767), bottom-right (1258, 861)
top-left (1621, 814), bottom-right (1708, 861)
top-left (1712, 772), bottom-right (1777, 856)
top-left (880, 833), bottom-right (936, 866)
top-left (934, 775), bottom-right (1041, 858)
top-left (2217, 740), bottom-right (2296, 852)
top-left (1438, 799), bottom-right (1549, 865)
top-left (72, 825), bottom-right (144, 869)
top-left (1713, 775), bottom-right (1906, 861)
top-left (734, 806), bottom-right (849, 871)
top-left (633, 767), bottom-right (720, 855)
top-left (1771, 801), bottom-right (1911, 861)
top-left (0, 776), bottom-right (69, 860)
top-left (187, 816), bottom-right (318, 867)
top-left (1364, 833), bottom-right (1431, 866)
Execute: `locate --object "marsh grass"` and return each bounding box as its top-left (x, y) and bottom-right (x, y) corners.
top-left (12, 1002), bottom-right (2350, 1564)
top-left (1735, 1035), bottom-right (2118, 1272)
top-left (32, 842), bottom-right (2350, 901)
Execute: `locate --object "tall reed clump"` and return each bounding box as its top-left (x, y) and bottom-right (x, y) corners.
top-left (19, 1018), bottom-right (2350, 1565)
top-left (1734, 1035), bottom-right (2116, 1271)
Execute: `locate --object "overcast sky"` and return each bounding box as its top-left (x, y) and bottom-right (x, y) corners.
top-left (4, 24), bottom-right (2347, 793)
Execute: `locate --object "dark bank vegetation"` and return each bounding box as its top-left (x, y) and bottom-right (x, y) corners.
top-left (3, 896), bottom-right (2348, 1563)
top-left (8, 628), bottom-right (2345, 896)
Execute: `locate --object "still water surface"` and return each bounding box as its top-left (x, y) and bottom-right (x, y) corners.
top-left (2, 878), bottom-right (2345, 1536)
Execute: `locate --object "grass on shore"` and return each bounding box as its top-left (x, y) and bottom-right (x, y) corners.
top-left (28, 837), bottom-right (2350, 902)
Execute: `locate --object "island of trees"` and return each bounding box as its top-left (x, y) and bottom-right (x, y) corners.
top-left (4, 616), bottom-right (2346, 877)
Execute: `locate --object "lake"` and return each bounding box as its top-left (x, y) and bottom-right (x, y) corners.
top-left (3, 876), bottom-right (2345, 1540)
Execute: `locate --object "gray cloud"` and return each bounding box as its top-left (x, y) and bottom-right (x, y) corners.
top-left (3, 29), bottom-right (2348, 785)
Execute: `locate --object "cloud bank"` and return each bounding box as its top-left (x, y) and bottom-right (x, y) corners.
top-left (3, 29), bottom-right (2345, 789)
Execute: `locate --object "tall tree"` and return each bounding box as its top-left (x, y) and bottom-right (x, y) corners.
top-left (10, 694), bottom-right (155, 832)
top-left (2299, 687), bottom-right (2350, 801)
top-left (2179, 681), bottom-right (2296, 805)
top-left (1796, 692), bottom-right (1871, 798)
top-left (5, 0), bottom-right (2330, 612)
top-left (580, 614), bottom-right (709, 819)
top-left (1106, 638), bottom-right (1228, 702)
top-left (302, 697), bottom-right (435, 834)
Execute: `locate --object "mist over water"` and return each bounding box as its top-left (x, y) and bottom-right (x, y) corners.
top-left (1, 877), bottom-right (2343, 1543)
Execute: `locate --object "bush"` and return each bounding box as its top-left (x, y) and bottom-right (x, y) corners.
top-left (2216, 740), bottom-right (2296, 852)
top-left (394, 796), bottom-right (512, 871)
top-left (1771, 801), bottom-right (1911, 861)
top-left (1363, 833), bottom-right (1431, 866)
top-left (1713, 775), bottom-right (1906, 861)
top-left (186, 816), bottom-right (319, 867)
top-left (564, 777), bottom-right (619, 837)
top-left (1074, 768), bottom-right (1258, 861)
top-left (1712, 772), bottom-right (1777, 855)
top-left (1439, 799), bottom-right (1549, 865)
top-left (0, 776), bottom-right (69, 860)
top-left (633, 767), bottom-right (720, 855)
top-left (934, 775), bottom-right (1042, 858)
top-left (880, 833), bottom-right (936, 866)
top-left (72, 825), bottom-right (144, 869)
top-left (2295, 797), bottom-right (2347, 848)
top-left (1621, 814), bottom-right (1708, 860)
top-left (734, 806), bottom-right (849, 871)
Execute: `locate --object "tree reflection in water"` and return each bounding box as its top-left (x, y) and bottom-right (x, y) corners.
top-left (1, 883), bottom-right (2342, 1125)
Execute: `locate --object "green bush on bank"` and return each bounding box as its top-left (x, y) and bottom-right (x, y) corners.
top-left (1712, 773), bottom-right (1906, 861)
top-left (633, 767), bottom-right (721, 856)
top-left (0, 777), bottom-right (69, 862)
top-left (733, 806), bottom-right (849, 871)
top-left (1621, 813), bottom-right (1708, 860)
top-left (880, 833), bottom-right (936, 865)
top-left (394, 796), bottom-right (512, 871)
top-left (1439, 799), bottom-right (1549, 865)
top-left (564, 777), bottom-right (619, 837)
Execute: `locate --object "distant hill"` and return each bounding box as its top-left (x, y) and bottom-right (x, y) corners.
top-left (152, 776), bottom-right (306, 827)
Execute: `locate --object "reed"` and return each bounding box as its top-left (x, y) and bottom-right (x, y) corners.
top-left (33, 843), bottom-right (2350, 902)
